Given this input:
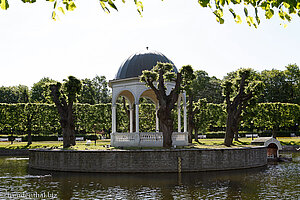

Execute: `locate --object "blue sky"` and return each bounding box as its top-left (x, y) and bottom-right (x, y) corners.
top-left (0, 0), bottom-right (299, 87)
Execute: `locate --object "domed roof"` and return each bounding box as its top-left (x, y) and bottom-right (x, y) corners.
top-left (115, 49), bottom-right (177, 80)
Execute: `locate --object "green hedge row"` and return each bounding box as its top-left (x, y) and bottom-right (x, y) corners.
top-left (0, 102), bottom-right (298, 137)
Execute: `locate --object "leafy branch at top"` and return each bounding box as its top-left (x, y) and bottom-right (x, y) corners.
top-left (198, 0), bottom-right (300, 28)
top-left (1, 0), bottom-right (299, 27)
top-left (0, 0), bottom-right (145, 20)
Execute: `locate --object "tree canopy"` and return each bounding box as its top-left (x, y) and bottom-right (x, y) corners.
top-left (259, 64), bottom-right (300, 104)
top-left (78, 75), bottom-right (110, 105)
top-left (0, 85), bottom-right (29, 104)
top-left (1, 0), bottom-right (299, 26)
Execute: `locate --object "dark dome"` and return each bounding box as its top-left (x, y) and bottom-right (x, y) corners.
top-left (115, 49), bottom-right (177, 80)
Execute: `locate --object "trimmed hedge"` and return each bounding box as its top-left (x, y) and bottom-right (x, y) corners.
top-left (0, 102), bottom-right (298, 138)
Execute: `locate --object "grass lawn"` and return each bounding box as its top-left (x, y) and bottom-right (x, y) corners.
top-left (0, 140), bottom-right (111, 150)
top-left (276, 137), bottom-right (300, 145)
top-left (0, 137), bottom-right (299, 150)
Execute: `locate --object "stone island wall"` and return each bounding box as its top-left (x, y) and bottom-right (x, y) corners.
top-left (29, 147), bottom-right (267, 173)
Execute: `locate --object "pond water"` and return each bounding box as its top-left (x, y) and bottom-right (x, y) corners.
top-left (0, 153), bottom-right (299, 200)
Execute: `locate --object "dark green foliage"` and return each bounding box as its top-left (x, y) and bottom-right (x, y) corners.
top-left (243, 103), bottom-right (300, 137)
top-left (259, 64), bottom-right (300, 104)
top-left (0, 85), bottom-right (29, 103)
top-left (78, 75), bottom-right (110, 104)
top-left (30, 77), bottom-right (55, 103)
top-left (190, 70), bottom-right (223, 104)
top-left (0, 103), bottom-right (60, 135)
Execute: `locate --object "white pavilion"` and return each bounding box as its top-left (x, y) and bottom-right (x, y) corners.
top-left (109, 49), bottom-right (188, 147)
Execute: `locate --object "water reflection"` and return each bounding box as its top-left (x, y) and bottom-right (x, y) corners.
top-left (0, 153), bottom-right (299, 200)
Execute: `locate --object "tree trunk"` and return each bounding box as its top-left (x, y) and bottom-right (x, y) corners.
top-left (27, 131), bottom-right (32, 146)
top-left (224, 111), bottom-right (235, 147)
top-left (234, 131), bottom-right (239, 141)
top-left (187, 95), bottom-right (194, 144)
top-left (68, 103), bottom-right (76, 146)
top-left (272, 127), bottom-right (278, 138)
top-left (224, 109), bottom-right (240, 146)
top-left (159, 108), bottom-right (173, 148)
top-left (188, 125), bottom-right (193, 144)
top-left (27, 117), bottom-right (32, 146)
top-left (60, 117), bottom-right (76, 148)
top-left (194, 126), bottom-right (199, 143)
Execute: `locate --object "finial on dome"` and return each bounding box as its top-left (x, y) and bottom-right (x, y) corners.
top-left (146, 47), bottom-right (149, 50)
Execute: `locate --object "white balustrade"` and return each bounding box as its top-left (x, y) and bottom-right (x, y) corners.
top-left (111, 132), bottom-right (188, 147)
top-left (172, 132), bottom-right (188, 146)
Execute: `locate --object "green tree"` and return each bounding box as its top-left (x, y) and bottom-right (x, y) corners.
top-left (49, 76), bottom-right (82, 148)
top-left (16, 85), bottom-right (29, 103)
top-left (78, 75), bottom-right (110, 105)
top-left (92, 75), bottom-right (110, 104)
top-left (0, 85), bottom-right (29, 103)
top-left (141, 63), bottom-right (194, 147)
top-left (78, 78), bottom-right (96, 105)
top-left (191, 70), bottom-right (223, 104)
top-left (30, 77), bottom-right (56, 103)
top-left (208, 103), bottom-right (227, 131)
top-left (258, 64), bottom-right (299, 104)
top-left (0, 87), bottom-right (17, 103)
top-left (260, 69), bottom-right (292, 103)
top-left (251, 103), bottom-right (299, 137)
top-left (223, 68), bottom-right (262, 146)
top-left (284, 64), bottom-right (300, 104)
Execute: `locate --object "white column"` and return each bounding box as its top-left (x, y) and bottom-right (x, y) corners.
top-left (135, 104), bottom-right (139, 133)
top-left (177, 106), bottom-right (181, 132)
top-left (183, 103), bottom-right (187, 132)
top-left (130, 108), bottom-right (133, 133)
top-left (112, 104), bottom-right (117, 133)
top-left (156, 108), bottom-right (159, 132)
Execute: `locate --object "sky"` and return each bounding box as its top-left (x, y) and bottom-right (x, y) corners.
top-left (0, 0), bottom-right (300, 88)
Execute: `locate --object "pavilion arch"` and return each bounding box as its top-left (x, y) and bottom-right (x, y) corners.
top-left (140, 89), bottom-right (158, 106)
top-left (113, 89), bottom-right (135, 108)
top-left (112, 88), bottom-right (135, 107)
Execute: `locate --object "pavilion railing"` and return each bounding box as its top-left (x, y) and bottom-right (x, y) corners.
top-left (110, 132), bottom-right (188, 147)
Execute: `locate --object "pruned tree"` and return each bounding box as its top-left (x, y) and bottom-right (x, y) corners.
top-left (141, 63), bottom-right (194, 148)
top-left (223, 68), bottom-right (262, 146)
top-left (49, 76), bottom-right (82, 148)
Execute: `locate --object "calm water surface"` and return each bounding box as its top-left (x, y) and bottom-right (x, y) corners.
top-left (0, 153), bottom-right (299, 200)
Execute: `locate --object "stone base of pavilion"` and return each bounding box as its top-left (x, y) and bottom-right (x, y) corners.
top-left (111, 132), bottom-right (188, 147)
